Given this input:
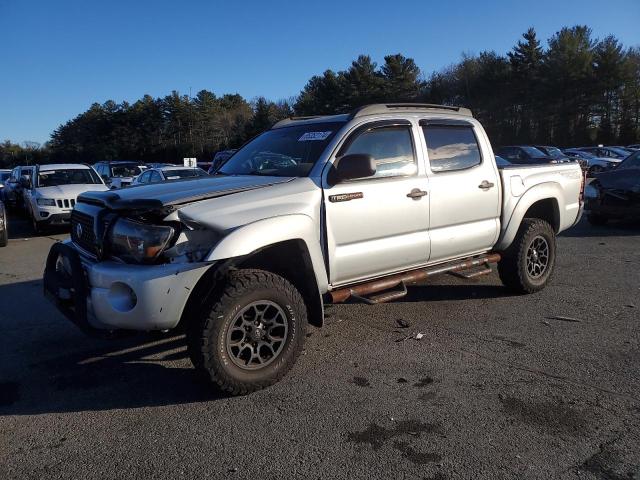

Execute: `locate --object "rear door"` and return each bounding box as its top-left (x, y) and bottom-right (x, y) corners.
top-left (323, 120), bottom-right (430, 286)
top-left (420, 119), bottom-right (500, 263)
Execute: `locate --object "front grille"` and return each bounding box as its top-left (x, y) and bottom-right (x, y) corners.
top-left (70, 210), bottom-right (97, 254)
top-left (56, 198), bottom-right (76, 208)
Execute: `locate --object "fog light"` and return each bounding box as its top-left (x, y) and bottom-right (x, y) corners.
top-left (107, 282), bottom-right (137, 312)
top-left (40, 211), bottom-right (49, 218)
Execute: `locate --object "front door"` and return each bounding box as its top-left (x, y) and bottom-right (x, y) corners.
top-left (323, 121), bottom-right (430, 286)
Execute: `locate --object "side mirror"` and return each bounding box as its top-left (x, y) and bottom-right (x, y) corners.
top-left (19, 176), bottom-right (31, 189)
top-left (331, 154), bottom-right (376, 183)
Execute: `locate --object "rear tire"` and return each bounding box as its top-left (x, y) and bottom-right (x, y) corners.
top-left (187, 269), bottom-right (307, 395)
top-left (587, 213), bottom-right (609, 226)
top-left (498, 219), bottom-right (556, 294)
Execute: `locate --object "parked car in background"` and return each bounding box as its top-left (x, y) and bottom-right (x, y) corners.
top-left (563, 148), bottom-right (621, 176)
top-left (534, 145), bottom-right (572, 162)
top-left (208, 149), bottom-right (237, 174)
top-left (94, 161), bottom-right (146, 189)
top-left (576, 146), bottom-right (631, 160)
top-left (627, 144), bottom-right (640, 150)
top-left (0, 200), bottom-right (7, 247)
top-left (132, 166), bottom-right (208, 185)
top-left (145, 162), bottom-right (178, 169)
top-left (23, 164), bottom-right (109, 233)
top-left (1, 166), bottom-right (34, 210)
top-left (495, 146), bottom-right (557, 164)
top-left (0, 169), bottom-right (11, 200)
top-left (585, 150), bottom-right (640, 225)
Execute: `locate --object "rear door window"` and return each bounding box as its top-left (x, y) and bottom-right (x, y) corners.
top-left (422, 125), bottom-right (482, 172)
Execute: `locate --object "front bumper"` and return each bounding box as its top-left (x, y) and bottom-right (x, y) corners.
top-left (37, 212), bottom-right (72, 226)
top-left (585, 196), bottom-right (640, 220)
top-left (44, 241), bottom-right (212, 333)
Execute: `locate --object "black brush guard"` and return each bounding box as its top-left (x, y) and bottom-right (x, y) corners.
top-left (43, 242), bottom-right (96, 335)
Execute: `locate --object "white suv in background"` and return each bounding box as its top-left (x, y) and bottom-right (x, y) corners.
top-left (23, 164), bottom-right (109, 233)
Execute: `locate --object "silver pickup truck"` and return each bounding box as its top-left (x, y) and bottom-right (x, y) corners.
top-left (44, 104), bottom-right (584, 394)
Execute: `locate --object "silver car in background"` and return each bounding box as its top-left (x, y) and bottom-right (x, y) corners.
top-left (132, 166), bottom-right (208, 185)
top-left (563, 148), bottom-right (621, 175)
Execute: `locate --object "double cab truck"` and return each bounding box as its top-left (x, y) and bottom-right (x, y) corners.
top-left (44, 104), bottom-right (584, 395)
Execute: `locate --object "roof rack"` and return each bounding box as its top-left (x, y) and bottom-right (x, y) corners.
top-left (350, 103), bottom-right (472, 118)
top-left (271, 103), bottom-right (472, 129)
top-left (272, 114), bottom-right (348, 129)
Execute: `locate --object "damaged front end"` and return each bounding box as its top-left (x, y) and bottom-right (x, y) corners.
top-left (43, 192), bottom-right (223, 334)
top-left (586, 178), bottom-right (640, 222)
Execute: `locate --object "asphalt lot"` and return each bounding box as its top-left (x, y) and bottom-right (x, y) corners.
top-left (0, 215), bottom-right (639, 480)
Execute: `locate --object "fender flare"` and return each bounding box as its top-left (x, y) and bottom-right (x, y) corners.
top-left (496, 182), bottom-right (562, 251)
top-left (205, 214), bottom-right (329, 293)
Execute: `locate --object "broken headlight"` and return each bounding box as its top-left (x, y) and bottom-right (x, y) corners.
top-left (107, 218), bottom-right (175, 264)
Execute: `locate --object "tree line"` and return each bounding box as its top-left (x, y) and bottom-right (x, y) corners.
top-left (1, 25), bottom-right (638, 168)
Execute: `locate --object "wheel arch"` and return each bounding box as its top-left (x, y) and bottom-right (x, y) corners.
top-left (232, 239), bottom-right (324, 328)
top-left (497, 183), bottom-right (562, 251)
top-left (180, 238), bottom-right (325, 329)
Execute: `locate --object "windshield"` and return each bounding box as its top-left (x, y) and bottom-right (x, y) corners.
top-left (569, 150), bottom-right (594, 159)
top-left (545, 147), bottom-right (565, 158)
top-left (38, 169), bottom-right (102, 187)
top-left (617, 151), bottom-right (640, 170)
top-left (608, 147), bottom-right (631, 158)
top-left (111, 165), bottom-right (142, 177)
top-left (163, 168), bottom-right (207, 180)
top-left (522, 146), bottom-right (547, 158)
top-left (218, 122), bottom-right (344, 177)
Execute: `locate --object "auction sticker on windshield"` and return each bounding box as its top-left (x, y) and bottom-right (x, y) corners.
top-left (298, 131), bottom-right (332, 141)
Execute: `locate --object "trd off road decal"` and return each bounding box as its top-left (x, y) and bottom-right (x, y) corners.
top-left (329, 192), bottom-right (364, 203)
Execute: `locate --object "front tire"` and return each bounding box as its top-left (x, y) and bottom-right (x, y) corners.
top-left (498, 219), bottom-right (556, 294)
top-left (31, 213), bottom-right (42, 234)
top-left (187, 269), bottom-right (307, 395)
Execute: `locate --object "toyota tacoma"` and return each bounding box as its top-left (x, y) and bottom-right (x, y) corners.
top-left (44, 104), bottom-right (585, 394)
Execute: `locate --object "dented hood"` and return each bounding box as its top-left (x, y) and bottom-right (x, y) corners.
top-left (77, 175), bottom-right (294, 210)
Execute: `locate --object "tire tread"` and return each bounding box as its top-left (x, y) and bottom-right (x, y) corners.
top-left (498, 218), bottom-right (556, 294)
top-left (187, 268), bottom-right (307, 395)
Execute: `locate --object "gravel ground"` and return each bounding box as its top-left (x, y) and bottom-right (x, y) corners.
top-left (0, 216), bottom-right (639, 480)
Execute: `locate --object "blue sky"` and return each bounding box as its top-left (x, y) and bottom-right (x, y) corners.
top-left (1, 0), bottom-right (638, 144)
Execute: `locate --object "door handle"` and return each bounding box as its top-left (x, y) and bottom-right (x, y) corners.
top-left (407, 188), bottom-right (428, 200)
top-left (478, 180), bottom-right (495, 190)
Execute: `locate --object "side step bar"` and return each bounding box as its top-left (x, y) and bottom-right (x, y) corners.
top-left (449, 266), bottom-right (492, 279)
top-left (329, 253), bottom-right (501, 304)
top-left (351, 282), bottom-right (408, 305)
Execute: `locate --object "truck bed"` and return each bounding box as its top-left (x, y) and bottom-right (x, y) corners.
top-left (496, 161), bottom-right (584, 250)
